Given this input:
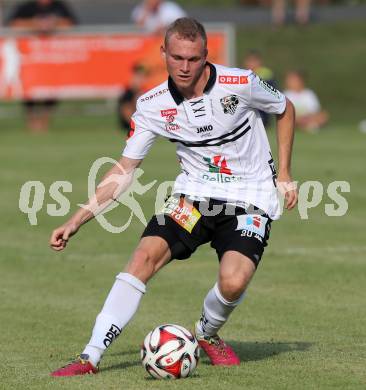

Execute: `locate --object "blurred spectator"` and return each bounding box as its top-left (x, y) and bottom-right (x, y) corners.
top-left (8, 0), bottom-right (77, 33)
top-left (131, 0), bottom-right (186, 34)
top-left (0, 3), bottom-right (3, 27)
top-left (284, 70), bottom-right (328, 132)
top-left (0, 38), bottom-right (23, 99)
top-left (118, 64), bottom-right (148, 133)
top-left (243, 49), bottom-right (277, 127)
top-left (7, 0), bottom-right (77, 133)
top-left (272, 0), bottom-right (311, 26)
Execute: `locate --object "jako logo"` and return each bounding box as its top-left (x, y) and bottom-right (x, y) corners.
top-left (204, 155), bottom-right (232, 175)
top-left (219, 75), bottom-right (248, 84)
top-left (197, 125), bottom-right (213, 133)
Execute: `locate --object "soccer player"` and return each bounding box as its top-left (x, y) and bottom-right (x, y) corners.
top-left (49, 17), bottom-right (298, 376)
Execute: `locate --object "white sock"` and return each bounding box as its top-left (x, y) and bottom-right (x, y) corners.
top-left (196, 283), bottom-right (245, 337)
top-left (82, 272), bottom-right (146, 366)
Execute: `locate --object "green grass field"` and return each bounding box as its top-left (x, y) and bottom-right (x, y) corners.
top-left (1, 21), bottom-right (366, 390)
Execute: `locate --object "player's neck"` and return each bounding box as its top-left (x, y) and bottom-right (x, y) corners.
top-left (179, 64), bottom-right (210, 100)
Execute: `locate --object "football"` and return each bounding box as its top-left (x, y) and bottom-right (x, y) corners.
top-left (141, 324), bottom-right (200, 379)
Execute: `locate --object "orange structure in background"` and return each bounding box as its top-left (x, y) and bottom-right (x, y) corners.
top-left (0, 32), bottom-right (228, 100)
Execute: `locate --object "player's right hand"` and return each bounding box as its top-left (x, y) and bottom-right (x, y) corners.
top-left (49, 221), bottom-right (79, 251)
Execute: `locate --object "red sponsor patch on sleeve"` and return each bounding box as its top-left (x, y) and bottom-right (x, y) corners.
top-left (127, 119), bottom-right (135, 139)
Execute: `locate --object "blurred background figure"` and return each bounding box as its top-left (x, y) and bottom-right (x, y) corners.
top-left (0, 1), bottom-right (3, 27)
top-left (243, 49), bottom-right (277, 127)
top-left (117, 64), bottom-right (148, 134)
top-left (7, 0), bottom-right (77, 133)
top-left (0, 38), bottom-right (23, 99)
top-left (284, 70), bottom-right (328, 132)
top-left (272, 0), bottom-right (312, 26)
top-left (131, 0), bottom-right (186, 34)
top-left (8, 0), bottom-right (77, 34)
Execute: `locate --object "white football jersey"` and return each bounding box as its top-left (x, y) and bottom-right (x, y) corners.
top-left (123, 63), bottom-right (287, 220)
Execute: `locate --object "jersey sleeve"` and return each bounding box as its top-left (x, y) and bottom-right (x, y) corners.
top-left (249, 72), bottom-right (286, 114)
top-left (122, 102), bottom-right (158, 160)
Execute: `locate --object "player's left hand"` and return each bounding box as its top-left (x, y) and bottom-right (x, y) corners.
top-left (276, 174), bottom-right (298, 210)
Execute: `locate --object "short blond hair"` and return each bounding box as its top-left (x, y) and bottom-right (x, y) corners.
top-left (164, 17), bottom-right (207, 48)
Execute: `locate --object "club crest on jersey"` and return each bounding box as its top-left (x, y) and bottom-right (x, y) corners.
top-left (220, 95), bottom-right (239, 115)
top-left (161, 108), bottom-right (180, 131)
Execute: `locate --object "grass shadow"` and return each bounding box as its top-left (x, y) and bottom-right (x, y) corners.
top-left (108, 349), bottom-right (138, 358)
top-left (101, 359), bottom-right (141, 372)
top-left (101, 348), bottom-right (141, 372)
top-left (103, 341), bottom-right (312, 371)
top-left (226, 340), bottom-right (313, 363)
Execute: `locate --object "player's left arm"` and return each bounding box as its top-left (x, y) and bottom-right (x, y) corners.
top-left (275, 98), bottom-right (298, 210)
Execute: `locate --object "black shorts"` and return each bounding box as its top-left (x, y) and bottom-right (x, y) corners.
top-left (141, 195), bottom-right (272, 267)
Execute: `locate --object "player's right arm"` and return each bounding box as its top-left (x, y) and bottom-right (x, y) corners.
top-left (49, 156), bottom-right (141, 251)
top-left (50, 96), bottom-right (157, 251)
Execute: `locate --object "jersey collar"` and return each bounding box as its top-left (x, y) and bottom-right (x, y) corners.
top-left (168, 62), bottom-right (217, 105)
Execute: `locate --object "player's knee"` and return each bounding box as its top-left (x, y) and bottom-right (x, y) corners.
top-left (219, 277), bottom-right (246, 302)
top-left (127, 248), bottom-right (155, 278)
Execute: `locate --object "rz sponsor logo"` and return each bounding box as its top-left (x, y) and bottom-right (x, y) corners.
top-left (220, 95), bottom-right (239, 115)
top-left (189, 98), bottom-right (206, 118)
top-left (103, 324), bottom-right (122, 347)
top-left (219, 75), bottom-right (248, 84)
